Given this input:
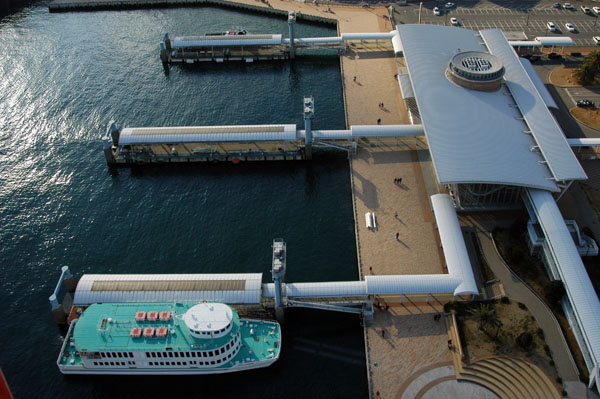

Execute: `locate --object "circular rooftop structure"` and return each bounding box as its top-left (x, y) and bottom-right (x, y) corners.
top-left (447, 51), bottom-right (504, 91)
top-left (183, 302), bottom-right (233, 335)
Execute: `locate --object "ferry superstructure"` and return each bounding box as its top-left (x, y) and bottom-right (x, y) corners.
top-left (57, 302), bottom-right (281, 375)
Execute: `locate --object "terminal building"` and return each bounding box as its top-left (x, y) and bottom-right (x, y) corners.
top-left (394, 24), bottom-right (600, 392)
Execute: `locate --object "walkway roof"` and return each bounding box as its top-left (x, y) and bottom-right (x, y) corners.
top-left (118, 125), bottom-right (297, 145)
top-left (526, 189), bottom-right (600, 386)
top-left (73, 273), bottom-right (263, 305)
top-left (172, 34), bottom-right (282, 47)
top-left (395, 24), bottom-right (582, 191)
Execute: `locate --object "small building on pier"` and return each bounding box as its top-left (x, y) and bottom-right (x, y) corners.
top-left (160, 33), bottom-right (288, 65)
top-left (103, 122), bottom-right (303, 164)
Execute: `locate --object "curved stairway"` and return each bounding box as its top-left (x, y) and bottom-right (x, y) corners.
top-left (458, 356), bottom-right (562, 399)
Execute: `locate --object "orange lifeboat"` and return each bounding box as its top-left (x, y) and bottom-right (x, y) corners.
top-left (143, 327), bottom-right (155, 338)
top-left (146, 311), bottom-right (158, 321)
top-left (134, 311), bottom-right (146, 321)
top-left (159, 311), bottom-right (171, 321)
top-left (156, 327), bottom-right (169, 338)
top-left (130, 328), bottom-right (142, 338)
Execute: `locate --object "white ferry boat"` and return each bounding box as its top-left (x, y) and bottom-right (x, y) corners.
top-left (57, 302), bottom-right (281, 375)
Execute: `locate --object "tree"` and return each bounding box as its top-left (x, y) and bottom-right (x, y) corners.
top-left (543, 280), bottom-right (566, 305)
top-left (574, 51), bottom-right (600, 85)
top-left (469, 303), bottom-right (503, 339)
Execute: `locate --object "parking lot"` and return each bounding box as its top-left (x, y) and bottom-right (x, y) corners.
top-left (393, 0), bottom-right (600, 46)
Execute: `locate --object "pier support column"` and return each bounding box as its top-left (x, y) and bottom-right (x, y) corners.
top-left (303, 96), bottom-right (314, 160)
top-left (288, 11), bottom-right (296, 59)
top-left (271, 239), bottom-right (287, 323)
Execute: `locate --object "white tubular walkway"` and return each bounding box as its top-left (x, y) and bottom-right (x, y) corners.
top-left (284, 37), bottom-right (343, 45)
top-left (431, 194), bottom-right (478, 295)
top-left (568, 138), bottom-right (600, 147)
top-left (350, 125), bottom-right (424, 137)
top-left (341, 32), bottom-right (396, 41)
top-left (525, 188), bottom-right (600, 391)
top-left (263, 194), bottom-right (478, 299)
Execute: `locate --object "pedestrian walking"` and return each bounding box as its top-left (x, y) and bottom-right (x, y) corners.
top-left (398, 177), bottom-right (402, 184)
top-left (395, 232), bottom-right (399, 240)
top-left (353, 76), bottom-right (356, 82)
top-left (377, 118), bottom-right (381, 124)
top-left (394, 212), bottom-right (398, 218)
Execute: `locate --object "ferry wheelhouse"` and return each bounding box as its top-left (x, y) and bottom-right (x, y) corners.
top-left (57, 302), bottom-right (281, 375)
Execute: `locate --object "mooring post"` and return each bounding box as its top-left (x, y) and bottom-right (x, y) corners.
top-left (303, 96), bottom-right (314, 160)
top-left (288, 11), bottom-right (296, 59)
top-left (271, 239), bottom-right (287, 323)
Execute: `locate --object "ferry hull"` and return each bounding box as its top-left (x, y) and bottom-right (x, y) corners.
top-left (58, 356), bottom-right (279, 375)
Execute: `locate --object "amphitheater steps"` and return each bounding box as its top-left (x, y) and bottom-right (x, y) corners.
top-left (457, 356), bottom-right (561, 399)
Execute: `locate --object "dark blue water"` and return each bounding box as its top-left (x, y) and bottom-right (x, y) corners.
top-left (0, 4), bottom-right (366, 398)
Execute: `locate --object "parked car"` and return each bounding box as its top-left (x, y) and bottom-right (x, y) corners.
top-left (594, 6), bottom-right (600, 14)
top-left (577, 99), bottom-right (595, 108)
top-left (433, 6), bottom-right (441, 15)
top-left (548, 52), bottom-right (562, 59)
top-left (594, 36), bottom-right (600, 44)
top-left (445, 2), bottom-right (455, 8)
top-left (528, 55), bottom-right (541, 63)
top-left (450, 17), bottom-right (459, 25)
top-left (565, 22), bottom-right (576, 32)
top-left (553, 2), bottom-right (561, 7)
top-left (547, 21), bottom-right (557, 32)
top-left (581, 5), bottom-right (591, 14)
top-left (563, 3), bottom-right (574, 9)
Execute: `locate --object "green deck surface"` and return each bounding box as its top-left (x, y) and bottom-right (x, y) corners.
top-left (58, 302), bottom-right (281, 369)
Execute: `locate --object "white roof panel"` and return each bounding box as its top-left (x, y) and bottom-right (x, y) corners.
top-left (118, 125), bottom-right (297, 145)
top-left (283, 281), bottom-right (367, 298)
top-left (73, 273), bottom-right (263, 305)
top-left (520, 58), bottom-right (557, 109)
top-left (397, 74), bottom-right (414, 99)
top-left (172, 34), bottom-right (282, 47)
top-left (351, 124), bottom-right (424, 137)
top-left (534, 36), bottom-right (575, 46)
top-left (396, 24), bottom-right (559, 192)
top-left (481, 29), bottom-right (586, 182)
top-left (527, 189), bottom-right (600, 367)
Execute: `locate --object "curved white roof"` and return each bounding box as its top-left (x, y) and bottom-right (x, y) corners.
top-left (431, 194), bottom-right (478, 295)
top-left (340, 32), bottom-right (396, 41)
top-left (183, 303), bottom-right (232, 332)
top-left (118, 125), bottom-right (297, 145)
top-left (395, 24), bottom-right (559, 192)
top-left (526, 189), bottom-right (600, 373)
top-left (481, 29), bottom-right (586, 182)
top-left (73, 273), bottom-right (263, 305)
top-left (283, 281), bottom-right (367, 298)
top-left (365, 275), bottom-right (461, 295)
top-left (172, 34), bottom-right (282, 47)
top-left (568, 138), bottom-right (600, 147)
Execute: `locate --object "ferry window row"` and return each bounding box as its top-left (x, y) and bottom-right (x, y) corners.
top-left (191, 323), bottom-right (231, 336)
top-left (144, 335), bottom-right (239, 359)
top-left (147, 351), bottom-right (235, 367)
top-left (101, 351), bottom-right (134, 358)
top-left (93, 361), bottom-right (135, 366)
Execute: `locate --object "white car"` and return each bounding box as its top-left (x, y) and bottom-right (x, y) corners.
top-left (433, 6), bottom-right (440, 15)
top-left (565, 22), bottom-right (576, 32)
top-left (594, 36), bottom-right (600, 44)
top-left (581, 5), bottom-right (591, 14)
top-left (593, 6), bottom-right (600, 14)
top-left (445, 2), bottom-right (455, 8)
top-left (450, 17), bottom-right (459, 26)
top-left (547, 21), bottom-right (556, 32)
top-left (563, 3), bottom-right (574, 9)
